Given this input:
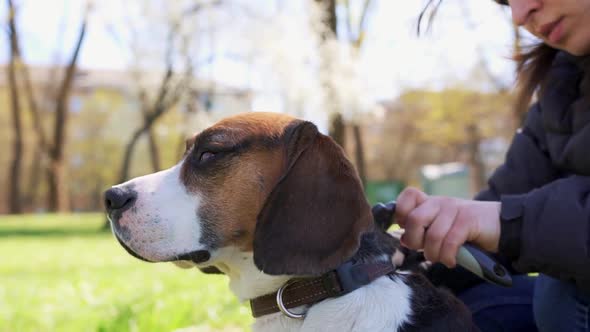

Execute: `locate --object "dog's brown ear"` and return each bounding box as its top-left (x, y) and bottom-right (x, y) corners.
top-left (253, 121), bottom-right (373, 275)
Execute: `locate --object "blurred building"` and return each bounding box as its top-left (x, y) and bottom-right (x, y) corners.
top-left (0, 65), bottom-right (253, 115)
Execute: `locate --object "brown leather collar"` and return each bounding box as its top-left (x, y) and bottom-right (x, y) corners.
top-left (249, 261), bottom-right (396, 318)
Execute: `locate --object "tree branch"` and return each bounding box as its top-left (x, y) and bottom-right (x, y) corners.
top-left (458, 1), bottom-right (510, 92)
top-left (7, 1), bottom-right (49, 150)
top-left (7, 0), bottom-right (24, 213)
top-left (52, 3), bottom-right (89, 159)
top-left (355, 0), bottom-right (373, 48)
top-left (344, 0), bottom-right (353, 41)
top-left (183, 0), bottom-right (222, 16)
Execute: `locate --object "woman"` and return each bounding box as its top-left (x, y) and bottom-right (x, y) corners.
top-left (398, 0), bottom-right (590, 331)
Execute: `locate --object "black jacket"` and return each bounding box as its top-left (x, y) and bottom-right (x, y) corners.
top-left (428, 52), bottom-right (590, 293)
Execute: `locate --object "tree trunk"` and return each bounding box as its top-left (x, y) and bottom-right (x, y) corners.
top-left (314, 0), bottom-right (346, 149)
top-left (92, 181), bottom-right (103, 211)
top-left (466, 124), bottom-right (486, 195)
top-left (329, 113), bottom-right (346, 148)
top-left (7, 48), bottom-right (24, 213)
top-left (352, 123), bottom-right (367, 187)
top-left (17, 15), bottom-right (46, 211)
top-left (119, 127), bottom-right (146, 183)
top-left (109, 13), bottom-right (192, 230)
top-left (147, 128), bottom-right (161, 172)
top-left (177, 134), bottom-right (188, 160)
top-left (47, 158), bottom-right (70, 212)
top-left (24, 146), bottom-right (44, 210)
top-left (47, 12), bottom-right (88, 212)
top-left (314, 0), bottom-right (336, 40)
top-left (7, 0), bottom-right (24, 214)
top-left (21, 59), bottom-right (49, 211)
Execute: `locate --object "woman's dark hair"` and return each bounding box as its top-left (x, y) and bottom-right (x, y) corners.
top-left (513, 43), bottom-right (558, 115)
top-left (418, 0), bottom-right (559, 116)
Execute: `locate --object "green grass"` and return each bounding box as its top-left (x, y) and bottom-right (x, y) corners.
top-left (0, 214), bottom-right (252, 332)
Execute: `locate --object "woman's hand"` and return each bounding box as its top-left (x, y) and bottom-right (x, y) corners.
top-left (395, 187), bottom-right (502, 268)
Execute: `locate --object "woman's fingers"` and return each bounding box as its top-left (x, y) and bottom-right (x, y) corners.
top-left (395, 187), bottom-right (428, 228)
top-left (423, 202), bottom-right (459, 263)
top-left (395, 194), bottom-right (502, 268)
top-left (400, 198), bottom-right (441, 249)
top-left (439, 215), bottom-right (471, 268)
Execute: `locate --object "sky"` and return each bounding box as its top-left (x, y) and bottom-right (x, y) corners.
top-left (1, 0), bottom-right (534, 112)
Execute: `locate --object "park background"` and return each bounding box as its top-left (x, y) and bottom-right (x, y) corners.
top-left (0, 0), bottom-right (536, 331)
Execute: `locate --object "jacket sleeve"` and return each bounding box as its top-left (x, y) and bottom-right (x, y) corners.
top-left (478, 103), bottom-right (590, 288)
top-left (498, 176), bottom-right (590, 288)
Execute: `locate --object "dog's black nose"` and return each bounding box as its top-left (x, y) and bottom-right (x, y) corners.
top-left (104, 187), bottom-right (137, 213)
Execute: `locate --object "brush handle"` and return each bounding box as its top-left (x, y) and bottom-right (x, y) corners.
top-left (372, 201), bottom-right (513, 287)
top-left (456, 243), bottom-right (512, 287)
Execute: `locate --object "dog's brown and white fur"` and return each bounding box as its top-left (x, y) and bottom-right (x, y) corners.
top-left (105, 112), bottom-right (477, 332)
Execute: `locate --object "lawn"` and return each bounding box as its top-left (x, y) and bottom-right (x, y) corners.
top-left (0, 213), bottom-right (252, 332)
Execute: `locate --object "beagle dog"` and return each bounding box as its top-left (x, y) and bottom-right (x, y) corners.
top-left (105, 112), bottom-right (478, 332)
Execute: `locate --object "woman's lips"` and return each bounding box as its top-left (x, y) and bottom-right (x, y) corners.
top-left (539, 18), bottom-right (564, 44)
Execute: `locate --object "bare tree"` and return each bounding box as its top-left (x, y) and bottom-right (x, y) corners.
top-left (313, 0), bottom-right (373, 185)
top-left (465, 124), bottom-right (487, 194)
top-left (456, 2), bottom-right (517, 193)
top-left (5, 1), bottom-right (91, 212)
top-left (23, 20), bottom-right (77, 210)
top-left (352, 124), bottom-right (366, 184)
top-left (119, 51), bottom-right (193, 183)
top-left (343, 0), bottom-right (373, 185)
top-left (459, 2), bottom-right (525, 132)
top-left (115, 2), bottom-right (217, 183)
top-left (371, 101), bottom-right (424, 184)
top-left (20, 58), bottom-right (47, 209)
top-left (313, 0), bottom-right (345, 148)
top-left (6, 0), bottom-right (24, 213)
top-left (46, 7), bottom-right (90, 212)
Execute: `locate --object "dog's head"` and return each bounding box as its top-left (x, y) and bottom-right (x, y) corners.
top-left (105, 112), bottom-right (374, 275)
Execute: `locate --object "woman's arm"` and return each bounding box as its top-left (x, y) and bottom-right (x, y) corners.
top-left (498, 175), bottom-right (590, 286)
top-left (479, 103), bottom-right (590, 285)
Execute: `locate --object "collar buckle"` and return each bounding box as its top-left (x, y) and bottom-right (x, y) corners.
top-left (276, 280), bottom-right (306, 319)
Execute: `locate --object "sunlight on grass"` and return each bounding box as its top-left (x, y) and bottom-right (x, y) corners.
top-left (0, 214), bottom-right (252, 332)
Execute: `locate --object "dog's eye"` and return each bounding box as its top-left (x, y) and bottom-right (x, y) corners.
top-left (199, 151), bottom-right (216, 162)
